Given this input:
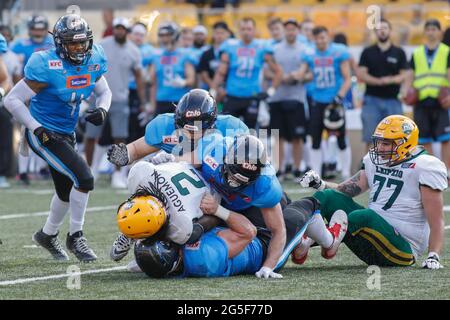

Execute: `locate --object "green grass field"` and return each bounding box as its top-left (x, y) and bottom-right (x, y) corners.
top-left (0, 177), bottom-right (449, 300)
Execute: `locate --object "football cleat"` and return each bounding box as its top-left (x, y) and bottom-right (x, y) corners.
top-left (66, 231), bottom-right (97, 262)
top-left (127, 259), bottom-right (143, 273)
top-left (32, 229), bottom-right (69, 261)
top-left (291, 235), bottom-right (315, 265)
top-left (110, 233), bottom-right (135, 262)
top-left (321, 210), bottom-right (348, 259)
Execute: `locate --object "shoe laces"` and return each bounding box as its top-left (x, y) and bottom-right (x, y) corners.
top-left (74, 236), bottom-right (92, 254)
top-left (50, 236), bottom-right (65, 253)
top-left (114, 234), bottom-right (133, 251)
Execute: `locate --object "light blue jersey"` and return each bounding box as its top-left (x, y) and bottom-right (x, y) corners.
top-left (303, 42), bottom-right (350, 103)
top-left (199, 137), bottom-right (282, 211)
top-left (0, 34), bottom-right (7, 54)
top-left (144, 113), bottom-right (249, 153)
top-left (219, 38), bottom-right (273, 98)
top-left (11, 35), bottom-right (54, 69)
top-left (152, 47), bottom-right (194, 102)
top-left (129, 43), bottom-right (153, 90)
top-left (24, 44), bottom-right (107, 134)
top-left (182, 227), bottom-right (264, 277)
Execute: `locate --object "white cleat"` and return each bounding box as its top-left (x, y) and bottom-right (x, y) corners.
top-left (291, 235), bottom-right (315, 265)
top-left (110, 233), bottom-right (135, 262)
top-left (321, 209), bottom-right (348, 259)
top-left (111, 171), bottom-right (127, 189)
top-left (127, 259), bottom-right (143, 273)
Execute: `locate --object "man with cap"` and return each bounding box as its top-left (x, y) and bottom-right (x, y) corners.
top-left (191, 25), bottom-right (209, 67)
top-left (402, 19), bottom-right (450, 176)
top-left (84, 17), bottom-right (146, 189)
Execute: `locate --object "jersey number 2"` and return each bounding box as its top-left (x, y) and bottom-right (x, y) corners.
top-left (372, 175), bottom-right (404, 210)
top-left (171, 170), bottom-right (206, 196)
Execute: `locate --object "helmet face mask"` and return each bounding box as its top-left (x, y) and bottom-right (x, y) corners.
top-left (369, 137), bottom-right (402, 166)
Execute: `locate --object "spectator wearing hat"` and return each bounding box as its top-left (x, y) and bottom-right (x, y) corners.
top-left (84, 17), bottom-right (145, 189)
top-left (359, 19), bottom-right (408, 150)
top-left (198, 21), bottom-right (231, 99)
top-left (402, 19), bottom-right (450, 173)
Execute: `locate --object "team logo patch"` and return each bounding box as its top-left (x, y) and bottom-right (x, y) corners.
top-left (204, 156), bottom-right (219, 170)
top-left (401, 163), bottom-right (416, 169)
top-left (185, 240), bottom-right (200, 250)
top-left (88, 64), bottom-right (100, 72)
top-left (162, 135), bottom-right (179, 144)
top-left (242, 162), bottom-right (257, 171)
top-left (66, 74), bottom-right (91, 89)
top-left (48, 60), bottom-right (63, 69)
top-left (402, 122), bottom-right (413, 135)
top-left (185, 110), bottom-right (201, 118)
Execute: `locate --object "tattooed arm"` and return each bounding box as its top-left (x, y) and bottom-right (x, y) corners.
top-left (323, 170), bottom-right (369, 198)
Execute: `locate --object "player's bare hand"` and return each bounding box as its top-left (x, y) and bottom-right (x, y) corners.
top-left (200, 194), bottom-right (219, 215)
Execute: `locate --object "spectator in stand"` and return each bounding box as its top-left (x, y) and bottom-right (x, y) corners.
top-left (358, 19), bottom-right (408, 151)
top-left (102, 8), bottom-right (114, 38)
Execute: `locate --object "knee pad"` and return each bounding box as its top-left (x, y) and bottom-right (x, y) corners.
top-left (78, 175), bottom-right (94, 192)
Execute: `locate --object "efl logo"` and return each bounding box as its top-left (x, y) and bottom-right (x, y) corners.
top-left (314, 57), bottom-right (333, 67)
top-left (66, 74), bottom-right (91, 89)
top-left (88, 64), bottom-right (100, 72)
top-left (162, 135), bottom-right (178, 144)
top-left (242, 162), bottom-right (257, 171)
top-left (160, 56), bottom-right (177, 65)
top-left (48, 60), bottom-right (63, 69)
top-left (237, 48), bottom-right (256, 57)
top-left (401, 163), bottom-right (416, 169)
top-left (204, 156), bottom-right (218, 170)
top-left (185, 110), bottom-right (201, 118)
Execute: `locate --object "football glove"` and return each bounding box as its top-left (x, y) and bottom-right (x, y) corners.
top-left (85, 108), bottom-right (107, 126)
top-left (34, 127), bottom-right (58, 147)
top-left (333, 95), bottom-right (344, 106)
top-left (255, 266), bottom-right (283, 279)
top-left (299, 170), bottom-right (325, 190)
top-left (151, 152), bottom-right (175, 165)
top-left (171, 75), bottom-right (187, 88)
top-left (107, 143), bottom-right (129, 166)
top-left (422, 252), bottom-right (443, 270)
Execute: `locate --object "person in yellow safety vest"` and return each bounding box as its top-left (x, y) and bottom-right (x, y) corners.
top-left (401, 19), bottom-right (450, 177)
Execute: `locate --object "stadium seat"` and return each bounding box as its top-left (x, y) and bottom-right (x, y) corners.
top-left (333, 26), bottom-right (366, 45)
top-left (423, 2), bottom-right (450, 29)
top-left (383, 3), bottom-right (415, 23)
top-left (271, 4), bottom-right (305, 23)
top-left (309, 6), bottom-right (344, 29)
top-left (346, 4), bottom-right (367, 30)
top-left (288, 0), bottom-right (319, 6)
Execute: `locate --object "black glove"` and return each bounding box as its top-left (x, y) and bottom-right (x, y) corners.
top-left (333, 95), bottom-right (344, 106)
top-left (107, 143), bottom-right (129, 166)
top-left (85, 108), bottom-right (107, 126)
top-left (34, 126), bottom-right (58, 147)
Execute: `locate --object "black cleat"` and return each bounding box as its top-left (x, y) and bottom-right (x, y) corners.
top-left (32, 229), bottom-right (69, 261)
top-left (19, 173), bottom-right (30, 186)
top-left (66, 231), bottom-right (97, 262)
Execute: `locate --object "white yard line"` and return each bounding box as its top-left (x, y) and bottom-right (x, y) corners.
top-left (0, 266), bottom-right (127, 286)
top-left (0, 205), bottom-right (116, 220)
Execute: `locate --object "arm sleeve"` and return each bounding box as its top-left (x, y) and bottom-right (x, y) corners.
top-left (144, 115), bottom-right (165, 147)
top-left (255, 175), bottom-right (283, 208)
top-left (399, 48), bottom-right (409, 70)
top-left (3, 79), bottom-right (41, 131)
top-left (94, 76), bottom-right (112, 112)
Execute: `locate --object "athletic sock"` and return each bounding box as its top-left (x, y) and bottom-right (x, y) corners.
top-left (338, 147), bottom-right (351, 180)
top-left (306, 213), bottom-right (334, 249)
top-left (42, 194), bottom-right (70, 236)
top-left (18, 154), bottom-right (29, 174)
top-left (310, 148), bottom-right (323, 176)
top-left (91, 144), bottom-right (108, 179)
top-left (69, 188), bottom-right (89, 235)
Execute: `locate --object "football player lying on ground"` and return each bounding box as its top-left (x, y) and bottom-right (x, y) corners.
top-left (298, 115), bottom-right (447, 269)
top-left (117, 182), bottom-right (348, 278)
top-left (106, 88), bottom-right (248, 168)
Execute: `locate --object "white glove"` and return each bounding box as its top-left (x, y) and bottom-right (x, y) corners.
top-left (255, 266), bottom-right (283, 279)
top-left (267, 86), bottom-right (276, 97)
top-left (137, 111), bottom-right (152, 127)
top-left (422, 252), bottom-right (443, 270)
top-left (209, 88), bottom-right (217, 99)
top-left (299, 170), bottom-right (325, 190)
top-left (257, 100), bottom-right (270, 128)
top-left (171, 75), bottom-right (187, 88)
top-left (151, 152), bottom-right (176, 165)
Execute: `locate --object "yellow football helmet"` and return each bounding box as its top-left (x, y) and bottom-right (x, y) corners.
top-left (369, 115), bottom-right (419, 166)
top-left (117, 195), bottom-right (167, 239)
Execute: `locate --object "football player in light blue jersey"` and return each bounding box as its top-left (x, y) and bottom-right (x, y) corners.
top-left (211, 17), bottom-right (282, 129)
top-left (150, 22), bottom-right (195, 116)
top-left (11, 14), bottom-right (54, 70)
top-left (4, 14), bottom-right (112, 262)
top-left (107, 89), bottom-right (248, 167)
top-left (291, 26), bottom-right (352, 180)
top-left (0, 33), bottom-right (9, 99)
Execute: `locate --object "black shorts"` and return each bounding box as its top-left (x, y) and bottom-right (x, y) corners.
top-left (26, 129), bottom-right (94, 201)
top-left (269, 100), bottom-right (306, 141)
top-left (414, 98), bottom-right (450, 143)
top-left (309, 100), bottom-right (347, 150)
top-left (128, 89), bottom-right (146, 143)
top-left (222, 95), bottom-right (259, 129)
top-left (155, 101), bottom-right (176, 116)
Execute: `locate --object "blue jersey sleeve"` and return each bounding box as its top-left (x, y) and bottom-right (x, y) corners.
top-left (0, 34), bottom-right (7, 54)
top-left (24, 52), bottom-right (48, 83)
top-left (254, 166), bottom-right (283, 208)
top-left (197, 132), bottom-right (226, 163)
top-left (92, 44), bottom-right (108, 75)
top-left (144, 114), bottom-right (172, 148)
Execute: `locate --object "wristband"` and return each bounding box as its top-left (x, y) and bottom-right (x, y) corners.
top-left (215, 205), bottom-right (230, 221)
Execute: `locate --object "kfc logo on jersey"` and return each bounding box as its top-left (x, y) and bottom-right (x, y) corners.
top-left (185, 110), bottom-right (201, 118)
top-left (242, 162), bottom-right (257, 171)
top-left (163, 135), bottom-right (179, 144)
top-left (204, 156), bottom-right (219, 170)
top-left (48, 60), bottom-right (63, 70)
